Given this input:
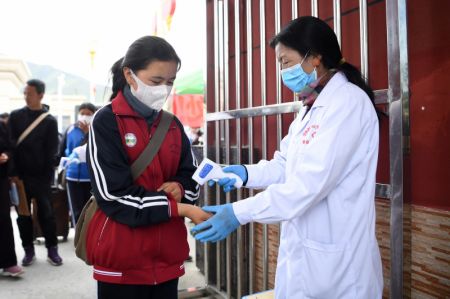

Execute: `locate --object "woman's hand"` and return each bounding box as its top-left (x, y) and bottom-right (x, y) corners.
top-left (0, 153), bottom-right (9, 164)
top-left (177, 203), bottom-right (212, 225)
top-left (158, 182), bottom-right (183, 202)
top-left (191, 204), bottom-right (240, 242)
top-left (78, 120), bottom-right (90, 134)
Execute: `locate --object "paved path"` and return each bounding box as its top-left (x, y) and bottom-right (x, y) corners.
top-left (0, 210), bottom-right (205, 299)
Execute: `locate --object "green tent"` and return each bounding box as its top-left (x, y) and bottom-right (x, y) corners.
top-left (174, 69), bottom-right (204, 95)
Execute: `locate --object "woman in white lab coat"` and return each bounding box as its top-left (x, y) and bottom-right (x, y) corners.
top-left (192, 16), bottom-right (383, 298)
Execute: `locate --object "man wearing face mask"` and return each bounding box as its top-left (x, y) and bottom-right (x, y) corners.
top-left (60, 102), bottom-right (97, 224)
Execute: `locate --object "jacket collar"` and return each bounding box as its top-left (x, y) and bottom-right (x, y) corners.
top-left (296, 72), bottom-right (348, 131)
top-left (111, 91), bottom-right (164, 130)
top-left (111, 91), bottom-right (142, 117)
top-left (24, 103), bottom-right (50, 113)
top-left (312, 72), bottom-right (348, 108)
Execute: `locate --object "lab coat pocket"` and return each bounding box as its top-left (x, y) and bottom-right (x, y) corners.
top-left (301, 238), bottom-right (356, 299)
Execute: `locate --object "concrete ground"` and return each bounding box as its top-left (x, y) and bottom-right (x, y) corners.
top-left (0, 210), bottom-right (206, 299)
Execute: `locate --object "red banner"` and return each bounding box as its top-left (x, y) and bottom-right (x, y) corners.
top-left (171, 94), bottom-right (204, 128)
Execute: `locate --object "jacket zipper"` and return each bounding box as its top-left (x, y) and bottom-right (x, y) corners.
top-left (97, 217), bottom-right (109, 244)
top-left (148, 128), bottom-right (159, 285)
top-left (152, 226), bottom-right (162, 285)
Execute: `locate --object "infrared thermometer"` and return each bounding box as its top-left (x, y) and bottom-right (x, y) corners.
top-left (192, 158), bottom-right (243, 188)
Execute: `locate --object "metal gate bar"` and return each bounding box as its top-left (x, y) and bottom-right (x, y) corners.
top-left (206, 87), bottom-right (388, 120)
top-left (234, 1), bottom-right (243, 298)
top-left (245, 0), bottom-right (255, 294)
top-left (333, 0), bottom-right (342, 46)
top-left (258, 0), bottom-right (270, 291)
top-left (386, 0), bottom-right (410, 297)
top-left (311, 0), bottom-right (318, 17)
top-left (213, 0), bottom-right (221, 291)
top-left (292, 0), bottom-right (298, 19)
top-left (222, 1), bottom-right (232, 296)
top-left (359, 0), bottom-right (369, 79)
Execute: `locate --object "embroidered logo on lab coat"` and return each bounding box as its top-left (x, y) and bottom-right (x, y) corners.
top-left (124, 133), bottom-right (137, 147)
top-left (301, 125), bottom-right (319, 145)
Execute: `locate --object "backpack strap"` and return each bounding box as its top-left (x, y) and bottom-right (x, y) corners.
top-left (17, 112), bottom-right (50, 146)
top-left (130, 110), bottom-right (174, 180)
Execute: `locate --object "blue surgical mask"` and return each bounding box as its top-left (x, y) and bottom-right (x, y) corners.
top-left (281, 56), bottom-right (317, 93)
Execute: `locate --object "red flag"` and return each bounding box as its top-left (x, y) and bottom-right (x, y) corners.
top-left (163, 0), bottom-right (176, 31)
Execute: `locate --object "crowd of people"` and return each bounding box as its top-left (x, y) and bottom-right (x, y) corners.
top-left (1, 16), bottom-right (383, 299)
top-left (0, 79), bottom-right (101, 275)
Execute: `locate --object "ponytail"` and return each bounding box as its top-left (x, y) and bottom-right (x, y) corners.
top-left (110, 57), bottom-right (126, 101)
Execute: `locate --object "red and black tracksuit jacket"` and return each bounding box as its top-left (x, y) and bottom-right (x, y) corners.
top-left (86, 92), bottom-right (199, 285)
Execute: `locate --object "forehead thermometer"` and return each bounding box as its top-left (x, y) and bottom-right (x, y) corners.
top-left (192, 158), bottom-right (243, 188)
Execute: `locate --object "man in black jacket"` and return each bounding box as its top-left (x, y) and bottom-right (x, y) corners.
top-left (8, 79), bottom-right (63, 266)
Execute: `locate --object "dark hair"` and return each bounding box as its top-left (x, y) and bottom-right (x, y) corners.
top-left (78, 102), bottom-right (97, 113)
top-left (270, 16), bottom-right (375, 108)
top-left (110, 36), bottom-right (181, 100)
top-left (26, 79), bottom-right (46, 94)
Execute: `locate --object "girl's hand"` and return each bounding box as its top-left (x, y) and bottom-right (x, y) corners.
top-left (78, 120), bottom-right (90, 134)
top-left (177, 203), bottom-right (212, 225)
top-left (0, 153), bottom-right (9, 164)
top-left (158, 182), bottom-right (183, 202)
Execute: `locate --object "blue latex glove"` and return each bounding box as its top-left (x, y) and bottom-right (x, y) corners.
top-left (207, 165), bottom-right (247, 192)
top-left (191, 204), bottom-right (240, 242)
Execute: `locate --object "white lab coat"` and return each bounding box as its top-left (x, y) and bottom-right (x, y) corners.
top-left (233, 73), bottom-right (383, 299)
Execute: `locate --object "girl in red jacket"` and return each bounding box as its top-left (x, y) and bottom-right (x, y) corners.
top-left (86, 36), bottom-right (210, 299)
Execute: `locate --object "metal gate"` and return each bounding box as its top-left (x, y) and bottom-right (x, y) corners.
top-left (190, 0), bottom-right (409, 298)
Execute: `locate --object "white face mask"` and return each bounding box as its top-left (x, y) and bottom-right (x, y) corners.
top-left (130, 71), bottom-right (172, 111)
top-left (78, 114), bottom-right (93, 125)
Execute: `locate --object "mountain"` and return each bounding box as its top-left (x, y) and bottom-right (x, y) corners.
top-left (27, 62), bottom-right (110, 102)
